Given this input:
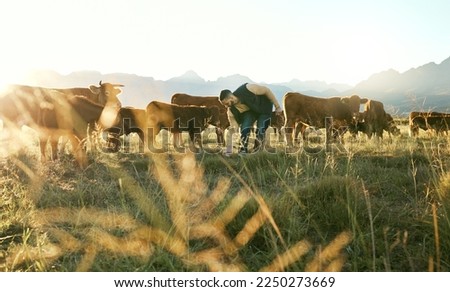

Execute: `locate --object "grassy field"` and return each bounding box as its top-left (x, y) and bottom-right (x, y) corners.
top-left (1, 124), bottom-right (449, 272)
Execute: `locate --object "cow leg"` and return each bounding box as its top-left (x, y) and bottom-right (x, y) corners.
top-left (172, 131), bottom-right (187, 153)
top-left (173, 132), bottom-right (182, 149)
top-left (86, 123), bottom-right (98, 153)
top-left (293, 122), bottom-right (308, 143)
top-left (188, 130), bottom-right (201, 153)
top-left (49, 134), bottom-right (59, 161)
top-left (121, 134), bottom-right (129, 152)
top-left (277, 127), bottom-right (285, 143)
top-left (58, 135), bottom-right (69, 158)
top-left (377, 129), bottom-right (383, 139)
top-left (68, 135), bottom-right (87, 169)
top-left (147, 125), bottom-right (166, 153)
top-left (216, 127), bottom-right (225, 146)
top-left (284, 118), bottom-right (296, 147)
top-left (137, 130), bottom-right (145, 154)
top-left (39, 135), bottom-right (49, 162)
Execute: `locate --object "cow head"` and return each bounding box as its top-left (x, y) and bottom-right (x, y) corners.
top-left (341, 95), bottom-right (368, 113)
top-left (218, 108), bottom-right (231, 130)
top-left (348, 111), bottom-right (365, 135)
top-left (273, 111), bottom-right (285, 129)
top-left (89, 81), bottom-right (123, 108)
top-left (206, 106), bottom-right (221, 128)
top-left (385, 114), bottom-right (401, 136)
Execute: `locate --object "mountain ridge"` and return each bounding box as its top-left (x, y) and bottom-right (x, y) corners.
top-left (18, 56), bottom-right (450, 115)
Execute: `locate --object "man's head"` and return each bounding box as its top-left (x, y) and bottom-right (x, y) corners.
top-left (219, 89), bottom-right (239, 107)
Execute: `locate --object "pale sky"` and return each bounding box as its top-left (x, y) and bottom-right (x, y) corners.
top-left (1, 0), bottom-right (449, 86)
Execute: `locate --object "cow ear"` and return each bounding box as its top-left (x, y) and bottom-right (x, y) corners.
top-left (89, 85), bottom-right (101, 94)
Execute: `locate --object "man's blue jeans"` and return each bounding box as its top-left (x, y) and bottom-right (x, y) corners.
top-left (239, 111), bottom-right (271, 152)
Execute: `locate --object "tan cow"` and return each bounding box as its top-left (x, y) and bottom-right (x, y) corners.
top-left (38, 91), bottom-right (117, 168)
top-left (0, 82), bottom-right (123, 157)
top-left (0, 82), bottom-right (122, 163)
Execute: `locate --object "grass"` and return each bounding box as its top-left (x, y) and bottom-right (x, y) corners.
top-left (1, 125), bottom-right (449, 271)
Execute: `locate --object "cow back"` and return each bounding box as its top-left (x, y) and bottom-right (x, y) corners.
top-left (0, 85), bottom-right (50, 127)
top-left (171, 93), bottom-right (229, 129)
top-left (115, 107), bottom-right (147, 133)
top-left (147, 101), bottom-right (215, 132)
top-left (283, 92), bottom-right (357, 127)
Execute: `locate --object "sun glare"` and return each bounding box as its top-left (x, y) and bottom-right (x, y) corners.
top-left (0, 67), bottom-right (27, 91)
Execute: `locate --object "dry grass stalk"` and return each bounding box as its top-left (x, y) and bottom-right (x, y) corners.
top-left (305, 231), bottom-right (352, 272)
top-left (260, 240), bottom-right (312, 272)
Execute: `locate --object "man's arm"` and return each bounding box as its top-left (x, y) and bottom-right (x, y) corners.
top-left (246, 83), bottom-right (282, 112)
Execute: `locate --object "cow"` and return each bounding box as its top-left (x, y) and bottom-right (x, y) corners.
top-left (354, 100), bottom-right (400, 139)
top-left (409, 111), bottom-right (427, 137)
top-left (385, 114), bottom-right (401, 137)
top-left (0, 82), bottom-right (123, 160)
top-left (427, 115), bottom-right (450, 135)
top-left (145, 101), bottom-right (220, 153)
top-left (283, 93), bottom-right (367, 147)
top-left (409, 111), bottom-right (450, 137)
top-left (105, 106), bottom-right (146, 153)
top-left (52, 81), bottom-right (123, 151)
top-left (171, 93), bottom-right (230, 145)
top-left (37, 91), bottom-right (117, 168)
top-left (270, 110), bottom-right (285, 141)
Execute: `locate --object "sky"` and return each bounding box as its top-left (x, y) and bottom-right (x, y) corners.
top-left (0, 0), bottom-right (449, 87)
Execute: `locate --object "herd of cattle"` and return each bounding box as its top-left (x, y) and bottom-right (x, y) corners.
top-left (0, 81), bottom-right (449, 168)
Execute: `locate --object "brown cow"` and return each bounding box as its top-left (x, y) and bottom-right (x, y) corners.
top-left (427, 116), bottom-right (450, 135)
top-left (409, 111), bottom-right (450, 136)
top-left (409, 111), bottom-right (426, 137)
top-left (354, 100), bottom-right (400, 138)
top-left (283, 93), bottom-right (367, 146)
top-left (171, 93), bottom-right (230, 145)
top-left (270, 110), bottom-right (285, 141)
top-left (385, 114), bottom-right (401, 137)
top-left (146, 101), bottom-right (220, 153)
top-left (105, 106), bottom-right (146, 153)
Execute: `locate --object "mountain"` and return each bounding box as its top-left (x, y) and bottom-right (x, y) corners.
top-left (277, 79), bottom-right (352, 95)
top-left (350, 57), bottom-right (450, 115)
top-left (20, 70), bottom-right (348, 108)
top-left (17, 56), bottom-right (450, 115)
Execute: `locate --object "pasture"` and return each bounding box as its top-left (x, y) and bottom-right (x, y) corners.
top-left (1, 123), bottom-right (449, 271)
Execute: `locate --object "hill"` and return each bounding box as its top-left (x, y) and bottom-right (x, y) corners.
top-left (350, 57), bottom-right (450, 115)
top-left (19, 56), bottom-right (450, 115)
top-left (20, 70), bottom-right (351, 109)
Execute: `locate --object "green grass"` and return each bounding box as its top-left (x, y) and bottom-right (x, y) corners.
top-left (1, 127), bottom-right (450, 271)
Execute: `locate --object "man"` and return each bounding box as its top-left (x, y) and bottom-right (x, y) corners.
top-left (219, 83), bottom-right (283, 154)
